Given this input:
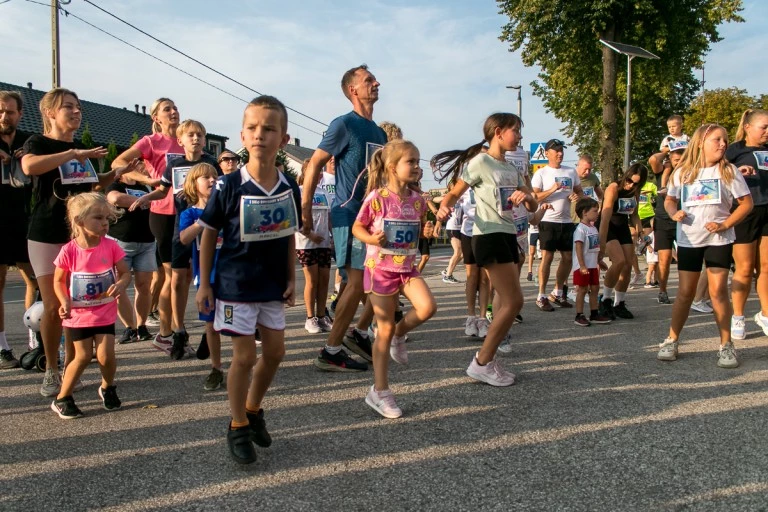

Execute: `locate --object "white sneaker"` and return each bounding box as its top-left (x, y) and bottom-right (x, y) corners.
top-left (464, 316), bottom-right (479, 337)
top-left (497, 333), bottom-right (513, 354)
top-left (691, 300), bottom-right (713, 313)
top-left (630, 272), bottom-right (643, 288)
top-left (365, 386), bottom-right (403, 418)
top-left (40, 368), bottom-right (61, 397)
top-left (390, 335), bottom-right (408, 364)
top-left (466, 355), bottom-right (516, 386)
top-left (304, 317), bottom-right (322, 334)
top-left (440, 269), bottom-right (448, 277)
top-left (754, 312), bottom-right (768, 337)
top-left (717, 342), bottom-right (739, 369)
top-left (731, 316), bottom-right (746, 340)
top-left (476, 318), bottom-right (489, 338)
top-left (657, 337), bottom-right (678, 361)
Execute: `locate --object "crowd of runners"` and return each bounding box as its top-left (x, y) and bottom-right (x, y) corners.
top-left (1, 64), bottom-right (767, 463)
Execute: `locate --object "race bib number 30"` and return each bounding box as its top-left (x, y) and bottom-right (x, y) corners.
top-left (240, 190), bottom-right (298, 242)
top-left (381, 219), bottom-right (419, 255)
top-left (70, 270), bottom-right (115, 307)
top-left (58, 159), bottom-right (98, 185)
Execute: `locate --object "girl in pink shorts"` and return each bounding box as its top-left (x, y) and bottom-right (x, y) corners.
top-left (352, 140), bottom-right (437, 419)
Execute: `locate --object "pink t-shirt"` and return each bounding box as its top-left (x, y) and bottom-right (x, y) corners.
top-left (54, 237), bottom-right (125, 328)
top-left (134, 133), bottom-right (184, 215)
top-left (356, 188), bottom-right (427, 273)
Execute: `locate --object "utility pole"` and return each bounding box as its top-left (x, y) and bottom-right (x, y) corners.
top-left (506, 85), bottom-right (522, 120)
top-left (51, 0), bottom-right (61, 87)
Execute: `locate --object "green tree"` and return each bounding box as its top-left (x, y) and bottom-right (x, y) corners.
top-left (81, 123), bottom-right (95, 148)
top-left (497, 0), bottom-right (743, 184)
top-left (129, 132), bottom-right (139, 147)
top-left (103, 141), bottom-right (119, 173)
top-left (685, 87), bottom-right (761, 139)
top-left (276, 149), bottom-right (297, 179)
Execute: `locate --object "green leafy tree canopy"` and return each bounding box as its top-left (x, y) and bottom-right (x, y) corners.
top-left (685, 87), bottom-right (764, 140)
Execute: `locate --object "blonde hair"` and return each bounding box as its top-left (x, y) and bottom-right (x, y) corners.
top-left (149, 97), bottom-right (176, 135)
top-left (734, 109), bottom-right (768, 142)
top-left (176, 119), bottom-right (206, 138)
top-left (66, 192), bottom-right (119, 239)
top-left (379, 121), bottom-right (403, 142)
top-left (674, 123), bottom-right (735, 185)
top-left (39, 88), bottom-right (79, 134)
top-left (366, 139), bottom-right (419, 195)
top-left (182, 162), bottom-right (218, 206)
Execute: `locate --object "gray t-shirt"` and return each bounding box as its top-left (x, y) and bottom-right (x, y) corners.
top-left (461, 153), bottom-right (526, 235)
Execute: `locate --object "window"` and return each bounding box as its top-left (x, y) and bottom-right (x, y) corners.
top-left (208, 140), bottom-right (222, 157)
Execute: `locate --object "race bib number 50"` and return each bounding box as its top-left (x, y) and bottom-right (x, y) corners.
top-left (381, 219), bottom-right (419, 255)
top-left (240, 190), bottom-right (298, 242)
top-left (70, 270), bottom-right (115, 307)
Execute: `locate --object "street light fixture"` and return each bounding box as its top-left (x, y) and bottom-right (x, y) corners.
top-left (506, 85), bottom-right (522, 120)
top-left (599, 39), bottom-right (659, 171)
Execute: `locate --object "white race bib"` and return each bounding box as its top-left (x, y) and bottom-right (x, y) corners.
top-left (682, 179), bottom-right (721, 207)
top-left (639, 193), bottom-right (649, 205)
top-left (312, 192), bottom-right (330, 210)
top-left (582, 186), bottom-right (596, 200)
top-left (58, 159), bottom-right (98, 185)
top-left (497, 186), bottom-right (518, 219)
top-left (754, 151), bottom-right (768, 171)
top-left (555, 176), bottom-right (572, 193)
top-left (70, 270), bottom-right (115, 307)
top-left (125, 187), bottom-right (149, 209)
top-left (381, 219), bottom-right (420, 255)
top-left (171, 166), bottom-right (192, 193)
top-left (587, 233), bottom-right (600, 251)
top-left (240, 190), bottom-right (298, 242)
top-left (617, 197), bottom-right (637, 215)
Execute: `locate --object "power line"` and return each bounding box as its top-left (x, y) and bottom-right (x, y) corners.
top-left (80, 0), bottom-right (328, 128)
top-left (21, 0), bottom-right (325, 136)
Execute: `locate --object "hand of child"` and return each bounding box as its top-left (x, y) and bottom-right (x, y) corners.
top-left (437, 205), bottom-right (451, 222)
top-left (283, 281), bottom-right (296, 307)
top-left (580, 266), bottom-right (589, 275)
top-left (107, 281), bottom-right (126, 298)
top-left (196, 285), bottom-right (215, 315)
top-left (301, 210), bottom-right (315, 236)
top-left (508, 190), bottom-right (528, 206)
top-left (671, 210), bottom-right (687, 222)
top-left (308, 232), bottom-right (324, 244)
top-left (128, 195), bottom-right (150, 212)
top-left (370, 230), bottom-right (387, 247)
top-left (705, 221), bottom-right (724, 233)
top-left (59, 299), bottom-right (71, 320)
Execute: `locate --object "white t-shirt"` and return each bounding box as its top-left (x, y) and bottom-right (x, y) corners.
top-left (571, 222), bottom-right (600, 272)
top-left (318, 172), bottom-right (336, 204)
top-left (445, 205), bottom-right (461, 230)
top-left (668, 164), bottom-right (750, 248)
top-left (295, 185), bottom-right (331, 250)
top-left (531, 165), bottom-right (580, 223)
top-left (660, 134), bottom-right (690, 152)
top-left (458, 189), bottom-right (475, 237)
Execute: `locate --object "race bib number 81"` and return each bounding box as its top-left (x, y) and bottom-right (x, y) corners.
top-left (70, 270), bottom-right (115, 307)
top-left (240, 190), bottom-right (298, 242)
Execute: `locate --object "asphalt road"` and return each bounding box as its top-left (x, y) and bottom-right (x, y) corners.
top-left (2, 247), bottom-right (768, 511)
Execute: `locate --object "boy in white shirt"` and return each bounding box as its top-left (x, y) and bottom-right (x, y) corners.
top-left (572, 198), bottom-right (611, 326)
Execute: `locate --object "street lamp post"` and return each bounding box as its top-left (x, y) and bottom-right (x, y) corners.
top-left (506, 85), bottom-right (522, 120)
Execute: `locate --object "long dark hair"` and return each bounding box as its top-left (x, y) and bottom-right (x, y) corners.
top-left (615, 162), bottom-right (648, 197)
top-left (431, 113), bottom-right (522, 184)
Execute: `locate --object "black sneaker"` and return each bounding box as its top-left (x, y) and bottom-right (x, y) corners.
top-left (514, 314), bottom-right (523, 324)
top-left (574, 313), bottom-right (591, 327)
top-left (613, 301), bottom-right (634, 319)
top-left (98, 385), bottom-right (122, 410)
top-left (227, 424), bottom-right (257, 464)
top-left (343, 330), bottom-right (373, 362)
top-left (657, 291), bottom-right (671, 304)
top-left (118, 327), bottom-right (138, 344)
top-left (204, 367), bottom-right (224, 391)
top-left (170, 331), bottom-right (188, 360)
top-left (0, 349), bottom-right (20, 369)
top-left (599, 298), bottom-right (616, 321)
top-left (314, 348), bottom-right (368, 372)
top-left (526, 272), bottom-right (533, 281)
top-left (247, 408), bottom-right (272, 447)
top-left (136, 325), bottom-right (152, 341)
top-left (196, 332), bottom-right (210, 360)
top-left (51, 396), bottom-right (83, 419)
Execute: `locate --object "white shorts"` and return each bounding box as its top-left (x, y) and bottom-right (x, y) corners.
top-left (645, 250), bottom-right (659, 264)
top-left (213, 300), bottom-right (285, 335)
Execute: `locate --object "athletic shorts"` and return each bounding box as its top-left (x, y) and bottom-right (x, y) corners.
top-left (149, 213), bottom-right (175, 264)
top-left (677, 244), bottom-right (732, 272)
top-left (418, 238), bottom-right (431, 256)
top-left (607, 221), bottom-right (633, 246)
top-left (653, 217), bottom-right (677, 251)
top-left (171, 238), bottom-right (192, 270)
top-left (528, 231), bottom-right (539, 250)
top-left (641, 217), bottom-right (653, 229)
top-left (460, 233), bottom-right (476, 265)
top-left (214, 299), bottom-right (285, 335)
top-left (65, 323), bottom-right (116, 341)
top-left (448, 229), bottom-right (461, 240)
top-left (364, 266), bottom-right (421, 296)
top-left (117, 241), bottom-right (157, 273)
top-left (0, 229), bottom-right (30, 266)
top-left (538, 221), bottom-right (575, 253)
top-left (734, 204), bottom-right (768, 244)
top-left (331, 225), bottom-right (365, 271)
top-left (472, 232), bottom-right (520, 267)
top-left (296, 248), bottom-right (332, 268)
top-left (28, 240), bottom-right (65, 278)
top-left (573, 268), bottom-right (600, 287)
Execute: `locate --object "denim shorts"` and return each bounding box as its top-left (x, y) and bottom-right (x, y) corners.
top-left (118, 241), bottom-right (158, 273)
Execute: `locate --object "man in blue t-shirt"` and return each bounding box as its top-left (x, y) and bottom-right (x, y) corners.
top-left (300, 64), bottom-right (387, 372)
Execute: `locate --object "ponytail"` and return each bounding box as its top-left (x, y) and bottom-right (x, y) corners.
top-left (431, 141), bottom-right (486, 184)
top-left (366, 148), bottom-right (387, 196)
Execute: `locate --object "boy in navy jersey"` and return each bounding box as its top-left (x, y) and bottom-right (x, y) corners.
top-left (196, 96), bottom-right (300, 464)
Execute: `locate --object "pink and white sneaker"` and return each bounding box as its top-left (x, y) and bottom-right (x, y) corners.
top-left (152, 333), bottom-right (172, 355)
top-left (390, 335), bottom-right (408, 364)
top-left (365, 386), bottom-right (403, 418)
top-left (466, 354), bottom-right (516, 387)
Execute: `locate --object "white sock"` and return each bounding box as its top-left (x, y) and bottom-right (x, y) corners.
top-left (0, 332), bottom-right (9, 351)
top-left (602, 286), bottom-right (614, 299)
top-left (355, 327), bottom-right (370, 338)
top-left (614, 291), bottom-right (626, 305)
top-left (325, 344), bottom-right (342, 355)
top-left (334, 283), bottom-right (340, 293)
top-left (733, 315), bottom-right (745, 320)
top-left (538, 293), bottom-right (547, 300)
top-left (552, 288), bottom-right (562, 298)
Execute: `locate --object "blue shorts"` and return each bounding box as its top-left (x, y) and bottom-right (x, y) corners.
top-left (330, 207), bottom-right (365, 271)
top-left (117, 241), bottom-right (157, 273)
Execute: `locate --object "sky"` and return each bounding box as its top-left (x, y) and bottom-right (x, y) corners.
top-left (2, 0), bottom-right (766, 190)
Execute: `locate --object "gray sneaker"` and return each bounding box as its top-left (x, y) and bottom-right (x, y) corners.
top-left (40, 368), bottom-right (61, 397)
top-left (657, 291), bottom-right (671, 304)
top-left (204, 367), bottom-right (225, 391)
top-left (717, 342), bottom-right (739, 369)
top-left (0, 349), bottom-right (20, 369)
top-left (657, 337), bottom-right (678, 361)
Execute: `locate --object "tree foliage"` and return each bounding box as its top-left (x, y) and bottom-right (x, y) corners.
top-left (80, 123), bottom-right (95, 149)
top-left (103, 141), bottom-right (119, 173)
top-left (685, 87), bottom-right (764, 139)
top-left (497, 0), bottom-right (744, 183)
top-left (129, 132), bottom-right (140, 147)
